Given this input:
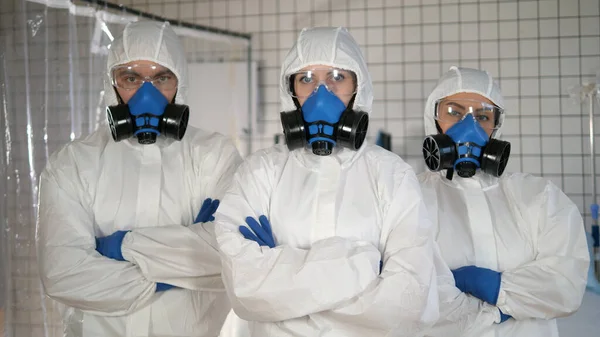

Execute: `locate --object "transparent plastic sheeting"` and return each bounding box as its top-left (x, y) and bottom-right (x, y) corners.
top-left (1, 1), bottom-right (106, 335)
top-left (0, 1), bottom-right (251, 336)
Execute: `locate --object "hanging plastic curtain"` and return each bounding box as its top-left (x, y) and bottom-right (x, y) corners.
top-left (1, 1), bottom-right (253, 335)
top-left (0, 1), bottom-right (134, 335)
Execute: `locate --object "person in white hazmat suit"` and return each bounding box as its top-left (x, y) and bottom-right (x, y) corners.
top-left (213, 26), bottom-right (441, 337)
top-left (36, 21), bottom-right (243, 337)
top-left (419, 66), bottom-right (590, 337)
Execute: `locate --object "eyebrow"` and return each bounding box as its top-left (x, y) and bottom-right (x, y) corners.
top-left (116, 69), bottom-right (140, 76)
top-left (446, 102), bottom-right (466, 109)
top-left (332, 69), bottom-right (352, 75)
top-left (115, 69), bottom-right (175, 77)
top-left (154, 70), bottom-right (175, 77)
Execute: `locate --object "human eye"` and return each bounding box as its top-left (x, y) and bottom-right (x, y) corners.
top-left (446, 107), bottom-right (461, 116)
top-left (299, 75), bottom-right (313, 84)
top-left (331, 72), bottom-right (345, 81)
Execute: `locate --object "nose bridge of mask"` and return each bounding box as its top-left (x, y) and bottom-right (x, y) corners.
top-left (313, 79), bottom-right (336, 92)
top-left (128, 82), bottom-right (169, 117)
top-left (446, 113), bottom-right (489, 147)
top-left (294, 80), bottom-right (334, 101)
top-left (448, 108), bottom-right (475, 124)
top-left (459, 111), bottom-right (483, 130)
top-left (302, 85), bottom-right (346, 122)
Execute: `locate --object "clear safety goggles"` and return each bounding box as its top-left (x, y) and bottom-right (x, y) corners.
top-left (111, 64), bottom-right (178, 91)
top-left (288, 67), bottom-right (357, 99)
top-left (434, 98), bottom-right (504, 131)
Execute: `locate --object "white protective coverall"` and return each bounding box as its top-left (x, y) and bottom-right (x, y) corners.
top-left (37, 21), bottom-right (242, 337)
top-left (419, 66), bottom-right (590, 337)
top-left (214, 26), bottom-right (441, 337)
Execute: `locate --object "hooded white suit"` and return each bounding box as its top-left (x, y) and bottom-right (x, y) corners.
top-left (419, 66), bottom-right (589, 337)
top-left (37, 21), bottom-right (242, 337)
top-left (214, 27), bottom-right (441, 337)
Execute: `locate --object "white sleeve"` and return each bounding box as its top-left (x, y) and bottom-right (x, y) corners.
top-left (37, 165), bottom-right (156, 316)
top-left (422, 245), bottom-right (499, 337)
top-left (497, 181), bottom-right (589, 320)
top-left (308, 171), bottom-right (440, 335)
top-left (215, 156), bottom-right (381, 322)
top-left (120, 223), bottom-right (224, 291)
top-left (120, 138), bottom-right (243, 291)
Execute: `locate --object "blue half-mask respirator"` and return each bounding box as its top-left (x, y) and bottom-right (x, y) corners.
top-left (106, 82), bottom-right (189, 145)
top-left (422, 114), bottom-right (511, 179)
top-left (280, 85), bottom-right (369, 156)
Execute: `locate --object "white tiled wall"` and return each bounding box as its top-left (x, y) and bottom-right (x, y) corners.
top-left (1, 0), bottom-right (599, 336)
top-left (120, 0), bottom-right (599, 219)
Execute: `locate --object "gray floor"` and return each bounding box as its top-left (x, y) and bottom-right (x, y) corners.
top-left (557, 290), bottom-right (600, 337)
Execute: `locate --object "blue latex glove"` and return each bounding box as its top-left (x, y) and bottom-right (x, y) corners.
top-left (156, 282), bottom-right (176, 292)
top-left (195, 198), bottom-right (220, 223)
top-left (239, 215), bottom-right (276, 248)
top-left (499, 309), bottom-right (512, 323)
top-left (95, 230), bottom-right (130, 261)
top-left (452, 265), bottom-right (502, 305)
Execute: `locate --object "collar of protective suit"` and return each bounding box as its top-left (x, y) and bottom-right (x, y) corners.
top-left (94, 123), bottom-right (177, 149)
top-left (124, 134), bottom-right (176, 149)
top-left (292, 142), bottom-right (367, 169)
top-left (437, 170), bottom-right (500, 190)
